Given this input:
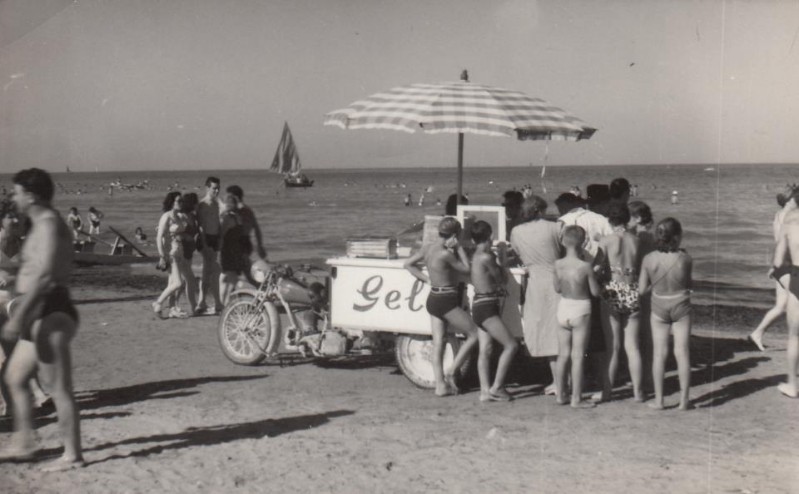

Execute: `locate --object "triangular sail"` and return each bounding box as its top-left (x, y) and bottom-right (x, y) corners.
top-left (270, 122), bottom-right (302, 175)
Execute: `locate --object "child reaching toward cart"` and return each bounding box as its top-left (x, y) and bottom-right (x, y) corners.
top-left (553, 225), bottom-right (600, 409)
top-left (638, 218), bottom-right (693, 410)
top-left (404, 217), bottom-right (479, 397)
top-left (469, 220), bottom-right (519, 402)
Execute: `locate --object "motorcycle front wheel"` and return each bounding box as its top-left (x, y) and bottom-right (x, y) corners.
top-left (218, 297), bottom-right (275, 365)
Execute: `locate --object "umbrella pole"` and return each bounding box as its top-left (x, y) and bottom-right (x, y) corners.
top-left (457, 132), bottom-right (464, 204)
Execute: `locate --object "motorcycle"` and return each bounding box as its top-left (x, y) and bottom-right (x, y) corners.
top-left (217, 261), bottom-right (386, 365)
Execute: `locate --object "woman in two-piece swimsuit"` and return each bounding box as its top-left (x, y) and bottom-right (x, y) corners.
top-left (87, 206), bottom-right (103, 235)
top-left (638, 217), bottom-right (693, 411)
top-left (0, 168), bottom-right (83, 470)
top-left (153, 192), bottom-right (197, 317)
top-left (596, 203), bottom-right (643, 403)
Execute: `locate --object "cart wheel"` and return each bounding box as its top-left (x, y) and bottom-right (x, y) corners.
top-left (218, 297), bottom-right (276, 365)
top-left (395, 334), bottom-right (473, 389)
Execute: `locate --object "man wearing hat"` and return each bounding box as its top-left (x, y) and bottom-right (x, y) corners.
top-left (404, 217), bottom-right (479, 396)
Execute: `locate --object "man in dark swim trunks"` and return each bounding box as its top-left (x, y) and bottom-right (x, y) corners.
top-left (196, 176), bottom-right (223, 314)
top-left (770, 197), bottom-right (799, 398)
top-left (1, 168), bottom-right (84, 470)
top-left (404, 217), bottom-right (478, 397)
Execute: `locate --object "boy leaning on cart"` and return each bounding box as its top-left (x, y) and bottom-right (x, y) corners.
top-left (404, 217), bottom-right (478, 397)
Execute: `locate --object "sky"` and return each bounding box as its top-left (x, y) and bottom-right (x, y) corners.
top-left (0, 0), bottom-right (798, 172)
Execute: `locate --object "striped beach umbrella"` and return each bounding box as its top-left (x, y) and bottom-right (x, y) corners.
top-left (324, 71), bottom-right (596, 200)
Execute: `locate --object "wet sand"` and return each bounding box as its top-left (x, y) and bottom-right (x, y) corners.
top-left (0, 267), bottom-right (797, 493)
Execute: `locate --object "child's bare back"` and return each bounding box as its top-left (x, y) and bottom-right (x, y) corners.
top-left (555, 256), bottom-right (595, 301)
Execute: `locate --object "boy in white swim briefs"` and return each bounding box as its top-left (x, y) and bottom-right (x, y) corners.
top-left (553, 225), bottom-right (600, 409)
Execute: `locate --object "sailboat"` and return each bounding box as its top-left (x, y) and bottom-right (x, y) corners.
top-left (271, 122), bottom-right (314, 188)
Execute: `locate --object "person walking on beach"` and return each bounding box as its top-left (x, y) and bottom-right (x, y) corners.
top-left (769, 202), bottom-right (799, 398)
top-left (750, 185), bottom-right (798, 351)
top-left (66, 207), bottom-right (83, 241)
top-left (596, 203), bottom-right (644, 402)
top-left (404, 194), bottom-right (412, 207)
top-left (0, 207), bottom-right (50, 417)
top-left (404, 217), bottom-right (479, 396)
top-left (639, 218), bottom-right (693, 410)
top-left (87, 206), bottom-right (103, 235)
top-left (153, 192), bottom-right (197, 318)
top-left (470, 220), bottom-right (518, 402)
top-left (554, 225), bottom-right (600, 408)
top-left (510, 196), bottom-right (562, 395)
top-left (196, 177), bottom-right (224, 314)
top-left (0, 168), bottom-right (84, 470)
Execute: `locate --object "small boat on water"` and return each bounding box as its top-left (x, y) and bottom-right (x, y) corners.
top-left (271, 122), bottom-right (314, 188)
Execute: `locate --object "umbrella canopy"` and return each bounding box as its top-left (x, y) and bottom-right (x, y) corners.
top-left (324, 75), bottom-right (596, 200)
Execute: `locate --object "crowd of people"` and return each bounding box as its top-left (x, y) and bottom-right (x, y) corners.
top-left (151, 176), bottom-right (267, 319)
top-left (0, 168), bottom-right (796, 472)
top-left (407, 177), bottom-right (697, 409)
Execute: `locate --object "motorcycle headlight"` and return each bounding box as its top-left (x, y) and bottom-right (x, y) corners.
top-left (250, 260), bottom-right (271, 284)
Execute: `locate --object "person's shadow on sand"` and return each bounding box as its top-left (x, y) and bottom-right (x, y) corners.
top-left (80, 409), bottom-right (355, 466)
top-left (76, 374), bottom-right (269, 411)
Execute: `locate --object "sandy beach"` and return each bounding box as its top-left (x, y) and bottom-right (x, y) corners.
top-left (0, 266), bottom-right (796, 494)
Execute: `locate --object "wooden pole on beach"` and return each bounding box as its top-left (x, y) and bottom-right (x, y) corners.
top-left (456, 69), bottom-right (468, 205)
top-left (457, 132), bottom-right (464, 205)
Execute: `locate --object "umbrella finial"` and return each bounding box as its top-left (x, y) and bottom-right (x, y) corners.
top-left (460, 69), bottom-right (469, 82)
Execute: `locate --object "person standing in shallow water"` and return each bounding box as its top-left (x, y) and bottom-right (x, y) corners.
top-left (0, 168), bottom-right (84, 470)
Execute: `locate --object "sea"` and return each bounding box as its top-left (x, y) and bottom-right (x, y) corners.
top-left (1, 163), bottom-right (795, 309)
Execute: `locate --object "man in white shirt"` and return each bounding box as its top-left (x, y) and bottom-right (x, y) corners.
top-left (555, 193), bottom-right (612, 260)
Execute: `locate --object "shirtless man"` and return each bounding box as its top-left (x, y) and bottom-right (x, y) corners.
top-left (404, 217), bottom-right (479, 396)
top-left (196, 177), bottom-right (223, 314)
top-left (771, 199), bottom-right (799, 398)
top-left (1, 168), bottom-right (83, 470)
top-left (470, 221), bottom-right (518, 402)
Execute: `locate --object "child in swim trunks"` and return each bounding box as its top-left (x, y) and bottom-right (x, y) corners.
top-left (553, 225), bottom-right (600, 408)
top-left (639, 217), bottom-right (693, 410)
top-left (470, 221), bottom-right (519, 402)
top-left (404, 217), bottom-right (479, 397)
top-left (596, 203), bottom-right (643, 402)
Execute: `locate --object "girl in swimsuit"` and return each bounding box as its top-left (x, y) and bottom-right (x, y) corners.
top-left (66, 207), bottom-right (83, 241)
top-left (87, 206), bottom-right (103, 235)
top-left (153, 192), bottom-right (197, 318)
top-left (639, 217), bottom-right (693, 411)
top-left (596, 203), bottom-right (643, 402)
top-left (0, 168), bottom-right (84, 470)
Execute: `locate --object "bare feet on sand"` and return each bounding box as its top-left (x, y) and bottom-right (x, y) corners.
top-left (0, 438), bottom-right (37, 462)
top-left (648, 401), bottom-right (665, 411)
top-left (443, 373), bottom-right (460, 395)
top-left (748, 334), bottom-right (766, 352)
top-left (41, 455), bottom-right (85, 472)
top-left (571, 400), bottom-right (596, 409)
top-left (778, 383), bottom-right (798, 398)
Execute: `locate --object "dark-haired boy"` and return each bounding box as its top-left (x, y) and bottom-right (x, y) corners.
top-left (470, 220), bottom-right (518, 401)
top-left (404, 217), bottom-right (478, 396)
